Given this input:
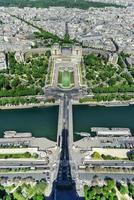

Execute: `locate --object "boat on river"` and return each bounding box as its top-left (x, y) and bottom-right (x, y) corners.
top-left (75, 132), bottom-right (91, 137)
top-left (105, 103), bottom-right (129, 107)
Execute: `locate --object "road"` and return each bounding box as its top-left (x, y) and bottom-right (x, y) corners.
top-left (0, 172), bottom-right (47, 180)
top-left (0, 160), bottom-right (49, 168)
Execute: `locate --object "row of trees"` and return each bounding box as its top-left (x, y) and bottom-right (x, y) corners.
top-left (34, 30), bottom-right (60, 46)
top-left (0, 87), bottom-right (38, 98)
top-left (34, 29), bottom-right (76, 46)
top-left (84, 179), bottom-right (118, 200)
top-left (91, 151), bottom-right (121, 160)
top-left (93, 94), bottom-right (134, 101)
top-left (0, 97), bottom-right (39, 106)
top-left (79, 93), bottom-right (134, 103)
top-left (86, 166), bottom-right (133, 174)
top-left (93, 84), bottom-right (134, 93)
top-left (117, 55), bottom-right (124, 68)
top-left (0, 97), bottom-right (56, 106)
top-left (0, 179), bottom-right (47, 200)
top-left (15, 14), bottom-right (75, 46)
top-left (84, 178), bottom-right (134, 200)
top-left (91, 151), bottom-right (134, 161)
top-left (0, 0), bottom-right (122, 9)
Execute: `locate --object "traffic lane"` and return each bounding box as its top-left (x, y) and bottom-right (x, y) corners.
top-left (0, 160), bottom-right (48, 166)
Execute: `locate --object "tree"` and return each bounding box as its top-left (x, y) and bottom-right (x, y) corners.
top-left (32, 194), bottom-right (44, 200)
top-left (45, 50), bottom-right (51, 58)
top-left (127, 151), bottom-right (134, 161)
top-left (0, 187), bottom-right (7, 199)
top-left (91, 151), bottom-right (102, 159)
top-left (128, 183), bottom-right (134, 198)
top-left (0, 75), bottom-right (6, 89)
top-left (6, 195), bottom-right (12, 200)
top-left (106, 179), bottom-right (115, 190)
top-left (11, 76), bottom-right (21, 88)
top-left (119, 184), bottom-right (128, 195)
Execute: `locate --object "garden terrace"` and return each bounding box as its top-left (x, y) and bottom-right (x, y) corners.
top-left (0, 52), bottom-right (49, 97)
top-left (84, 54), bottom-right (134, 97)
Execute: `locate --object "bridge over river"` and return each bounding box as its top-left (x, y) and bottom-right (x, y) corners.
top-left (47, 95), bottom-right (83, 200)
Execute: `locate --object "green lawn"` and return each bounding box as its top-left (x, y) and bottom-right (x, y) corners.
top-left (0, 152), bottom-right (38, 159)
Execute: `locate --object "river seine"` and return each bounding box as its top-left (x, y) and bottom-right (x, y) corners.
top-left (73, 105), bottom-right (134, 139)
top-left (0, 105), bottom-right (134, 141)
top-left (0, 106), bottom-right (59, 141)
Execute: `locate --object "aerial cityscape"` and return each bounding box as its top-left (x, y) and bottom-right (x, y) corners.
top-left (0, 0), bottom-right (134, 200)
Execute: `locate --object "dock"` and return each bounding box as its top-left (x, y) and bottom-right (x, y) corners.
top-left (91, 127), bottom-right (131, 137)
top-left (4, 131), bottom-right (32, 138)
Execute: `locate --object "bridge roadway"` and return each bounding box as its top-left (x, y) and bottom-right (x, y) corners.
top-left (47, 95), bottom-right (83, 200)
top-left (57, 94), bottom-right (74, 147)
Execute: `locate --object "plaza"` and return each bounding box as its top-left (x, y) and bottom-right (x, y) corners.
top-left (45, 43), bottom-right (86, 91)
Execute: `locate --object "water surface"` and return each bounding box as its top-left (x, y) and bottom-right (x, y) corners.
top-left (0, 105), bottom-right (134, 142)
top-left (0, 106), bottom-right (59, 141)
top-left (73, 105), bottom-right (134, 139)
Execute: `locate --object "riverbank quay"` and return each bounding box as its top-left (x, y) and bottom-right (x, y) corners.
top-left (1, 97), bottom-right (134, 110)
top-left (73, 99), bottom-right (134, 107)
top-left (72, 135), bottom-right (134, 187)
top-left (0, 132), bottom-right (58, 185)
top-left (74, 136), bottom-right (134, 150)
top-left (73, 136), bottom-right (134, 165)
top-left (0, 101), bottom-right (59, 110)
top-left (0, 133), bottom-right (56, 151)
